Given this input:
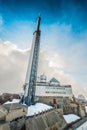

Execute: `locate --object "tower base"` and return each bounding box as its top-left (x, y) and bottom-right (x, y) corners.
top-left (20, 95), bottom-right (35, 106)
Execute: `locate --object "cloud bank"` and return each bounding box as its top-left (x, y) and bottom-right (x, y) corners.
top-left (0, 40), bottom-right (87, 99)
top-left (41, 23), bottom-right (87, 83)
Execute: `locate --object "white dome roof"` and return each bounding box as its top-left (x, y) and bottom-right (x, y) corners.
top-left (40, 74), bottom-right (46, 82)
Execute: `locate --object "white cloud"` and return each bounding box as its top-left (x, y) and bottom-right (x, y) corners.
top-left (0, 40), bottom-right (86, 99)
top-left (2, 20), bottom-right (87, 76)
top-left (0, 40), bottom-right (29, 93)
top-left (40, 23), bottom-right (87, 90)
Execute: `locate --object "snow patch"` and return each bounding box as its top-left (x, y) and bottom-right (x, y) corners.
top-left (4, 99), bottom-right (20, 104)
top-left (63, 114), bottom-right (80, 124)
top-left (27, 103), bottom-right (53, 116)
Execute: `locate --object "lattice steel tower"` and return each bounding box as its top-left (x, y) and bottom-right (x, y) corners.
top-left (22, 16), bottom-right (41, 105)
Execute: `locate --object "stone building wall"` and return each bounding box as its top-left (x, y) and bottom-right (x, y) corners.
top-left (25, 109), bottom-right (67, 130)
top-left (38, 96), bottom-right (70, 107)
top-left (0, 109), bottom-right (67, 130)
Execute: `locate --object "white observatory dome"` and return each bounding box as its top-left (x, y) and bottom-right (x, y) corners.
top-left (40, 74), bottom-right (47, 83)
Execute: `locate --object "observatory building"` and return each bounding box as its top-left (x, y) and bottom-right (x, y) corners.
top-left (36, 74), bottom-right (73, 106)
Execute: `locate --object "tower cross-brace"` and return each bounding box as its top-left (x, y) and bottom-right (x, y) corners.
top-left (22, 16), bottom-right (41, 105)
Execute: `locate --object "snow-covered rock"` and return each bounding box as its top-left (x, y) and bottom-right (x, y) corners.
top-left (63, 114), bottom-right (80, 124)
top-left (27, 103), bottom-right (53, 116)
top-left (4, 99), bottom-right (20, 104)
top-left (4, 100), bottom-right (52, 117)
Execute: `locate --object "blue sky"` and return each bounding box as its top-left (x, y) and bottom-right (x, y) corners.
top-left (0, 0), bottom-right (87, 49)
top-left (0, 0), bottom-right (87, 31)
top-left (0, 0), bottom-right (87, 97)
